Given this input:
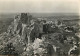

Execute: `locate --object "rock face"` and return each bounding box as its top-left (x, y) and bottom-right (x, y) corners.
top-left (20, 13), bottom-right (32, 24)
top-left (20, 13), bottom-right (28, 24)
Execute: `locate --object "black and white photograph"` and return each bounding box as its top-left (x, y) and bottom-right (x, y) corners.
top-left (0, 0), bottom-right (80, 56)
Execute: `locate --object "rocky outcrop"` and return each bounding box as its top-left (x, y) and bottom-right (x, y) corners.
top-left (0, 13), bottom-right (79, 56)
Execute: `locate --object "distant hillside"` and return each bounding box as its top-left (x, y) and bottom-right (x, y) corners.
top-left (31, 13), bottom-right (79, 18)
top-left (0, 18), bottom-right (13, 33)
top-left (0, 13), bottom-right (79, 20)
top-left (0, 13), bottom-right (18, 21)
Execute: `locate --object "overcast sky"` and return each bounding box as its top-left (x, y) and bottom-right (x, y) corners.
top-left (0, 0), bottom-right (79, 13)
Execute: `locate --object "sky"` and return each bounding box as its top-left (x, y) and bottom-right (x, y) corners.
top-left (0, 0), bottom-right (79, 13)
